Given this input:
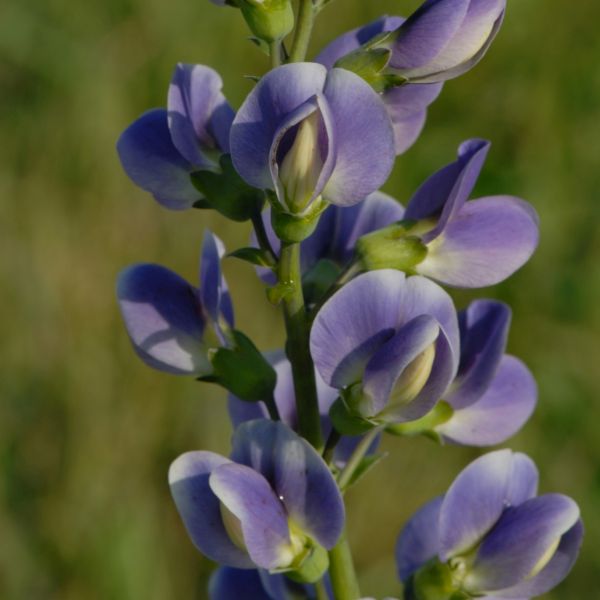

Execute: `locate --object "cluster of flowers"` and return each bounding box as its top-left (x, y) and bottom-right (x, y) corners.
top-left (115, 0), bottom-right (583, 598)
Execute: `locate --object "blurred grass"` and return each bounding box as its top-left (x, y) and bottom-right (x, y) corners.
top-left (1, 0), bottom-right (599, 598)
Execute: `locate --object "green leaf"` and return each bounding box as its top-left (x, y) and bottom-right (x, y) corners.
top-left (206, 330), bottom-right (277, 401)
top-left (191, 154), bottom-right (264, 222)
top-left (229, 247), bottom-right (276, 268)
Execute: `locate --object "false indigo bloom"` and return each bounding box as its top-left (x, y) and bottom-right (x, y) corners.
top-left (116, 230), bottom-right (232, 375)
top-left (316, 16), bottom-right (443, 155)
top-left (169, 420), bottom-right (344, 578)
top-left (310, 270), bottom-right (459, 425)
top-left (117, 63), bottom-right (234, 210)
top-left (396, 450), bottom-right (583, 599)
top-left (404, 139), bottom-right (539, 287)
top-left (393, 300), bottom-right (537, 446)
top-left (230, 63), bottom-right (396, 213)
top-left (389, 0), bottom-right (506, 84)
top-left (436, 300), bottom-right (537, 445)
top-left (362, 139), bottom-right (539, 288)
top-left (228, 353), bottom-right (380, 465)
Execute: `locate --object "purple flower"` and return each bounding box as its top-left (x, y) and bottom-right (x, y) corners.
top-left (391, 300), bottom-right (537, 446)
top-left (437, 300), bottom-right (537, 445)
top-left (116, 230), bottom-right (233, 375)
top-left (169, 420), bottom-right (344, 578)
top-left (310, 270), bottom-right (460, 424)
top-left (396, 450), bottom-right (583, 598)
top-left (316, 16), bottom-right (443, 155)
top-left (230, 63), bottom-right (396, 213)
top-left (117, 63), bottom-right (234, 210)
top-left (228, 353), bottom-right (380, 465)
top-left (389, 0), bottom-right (506, 83)
top-left (401, 138), bottom-right (539, 288)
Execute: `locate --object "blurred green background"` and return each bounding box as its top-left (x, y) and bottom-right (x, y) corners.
top-left (1, 0), bottom-right (599, 598)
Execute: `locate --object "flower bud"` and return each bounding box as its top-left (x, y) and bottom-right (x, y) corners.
top-left (387, 0), bottom-right (506, 83)
top-left (239, 0), bottom-right (294, 43)
top-left (279, 111), bottom-right (325, 213)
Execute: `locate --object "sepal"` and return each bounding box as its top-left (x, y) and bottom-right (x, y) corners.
top-left (406, 560), bottom-right (467, 600)
top-left (191, 154), bottom-right (265, 221)
top-left (356, 222), bottom-right (427, 271)
top-left (329, 396), bottom-right (378, 436)
top-left (386, 401), bottom-right (453, 442)
top-left (271, 196), bottom-right (329, 243)
top-left (281, 542), bottom-right (329, 584)
top-left (202, 330), bottom-right (277, 401)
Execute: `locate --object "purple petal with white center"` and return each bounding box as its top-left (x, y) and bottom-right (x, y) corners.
top-left (448, 300), bottom-right (511, 409)
top-left (404, 138), bottom-right (489, 225)
top-left (209, 568), bottom-right (273, 600)
top-left (362, 315), bottom-right (441, 417)
top-left (116, 263), bottom-right (210, 375)
top-left (416, 195), bottom-right (540, 288)
top-left (493, 519), bottom-right (583, 598)
top-left (439, 449), bottom-right (516, 560)
top-left (231, 63), bottom-right (328, 191)
top-left (116, 109), bottom-right (200, 210)
top-left (209, 463), bottom-right (292, 570)
top-left (310, 270), bottom-right (405, 388)
top-left (439, 355), bottom-right (537, 446)
top-left (169, 451), bottom-right (252, 568)
top-left (315, 16), bottom-right (406, 69)
top-left (321, 68), bottom-right (395, 206)
top-left (390, 0), bottom-right (471, 70)
top-left (396, 496), bottom-right (443, 582)
top-left (330, 192), bottom-right (405, 264)
top-left (466, 494), bottom-right (581, 593)
top-left (230, 420), bottom-right (344, 549)
top-left (167, 63), bottom-right (234, 168)
top-left (200, 230), bottom-right (234, 339)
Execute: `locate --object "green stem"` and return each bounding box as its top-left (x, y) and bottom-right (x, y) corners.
top-left (278, 242), bottom-right (323, 449)
top-left (289, 0), bottom-right (315, 62)
top-left (265, 395), bottom-right (281, 421)
top-left (322, 427), bottom-right (341, 464)
top-left (314, 577), bottom-right (330, 600)
top-left (270, 39), bottom-right (282, 67)
top-left (328, 530), bottom-right (361, 600)
top-left (337, 426), bottom-right (381, 490)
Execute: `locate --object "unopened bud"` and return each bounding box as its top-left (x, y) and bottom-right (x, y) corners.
top-left (279, 111), bottom-right (324, 213)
